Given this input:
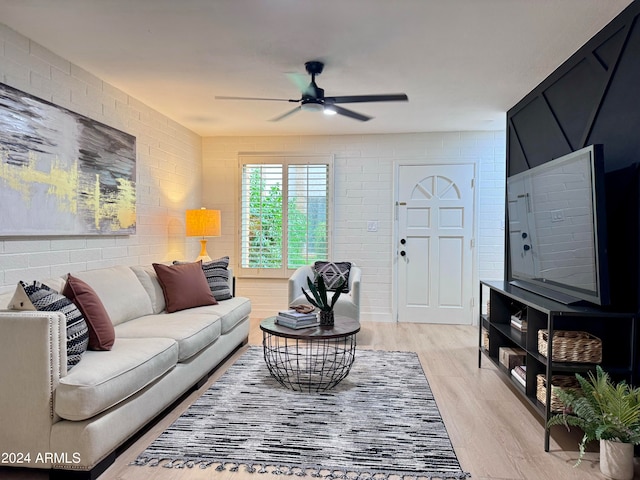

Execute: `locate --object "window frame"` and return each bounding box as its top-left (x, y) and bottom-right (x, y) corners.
top-left (237, 154), bottom-right (334, 279)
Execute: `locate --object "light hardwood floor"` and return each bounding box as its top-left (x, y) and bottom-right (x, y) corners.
top-left (4, 320), bottom-right (638, 480)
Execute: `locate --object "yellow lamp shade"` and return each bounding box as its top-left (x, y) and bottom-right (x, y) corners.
top-left (186, 209), bottom-right (221, 238)
top-left (186, 208), bottom-right (221, 262)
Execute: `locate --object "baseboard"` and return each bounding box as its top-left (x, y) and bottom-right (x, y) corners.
top-left (361, 312), bottom-right (394, 322)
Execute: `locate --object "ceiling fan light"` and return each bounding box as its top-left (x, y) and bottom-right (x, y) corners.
top-left (324, 105), bottom-right (337, 115)
top-left (301, 102), bottom-right (323, 112)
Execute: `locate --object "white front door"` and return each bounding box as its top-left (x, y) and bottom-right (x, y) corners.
top-left (396, 164), bottom-right (475, 324)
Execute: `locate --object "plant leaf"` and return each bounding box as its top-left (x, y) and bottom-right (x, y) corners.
top-left (329, 279), bottom-right (345, 309)
top-left (316, 274), bottom-right (328, 308)
top-left (303, 276), bottom-right (323, 308)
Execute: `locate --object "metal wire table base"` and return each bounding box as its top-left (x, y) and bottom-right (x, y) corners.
top-left (262, 333), bottom-right (357, 392)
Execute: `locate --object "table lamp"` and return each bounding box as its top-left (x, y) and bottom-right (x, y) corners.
top-left (186, 208), bottom-right (221, 262)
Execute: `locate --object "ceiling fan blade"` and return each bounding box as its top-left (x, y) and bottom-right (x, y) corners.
top-left (332, 105), bottom-right (372, 122)
top-left (286, 73), bottom-right (314, 96)
top-left (327, 94), bottom-right (408, 104)
top-left (216, 95), bottom-right (298, 102)
top-left (269, 106), bottom-right (302, 122)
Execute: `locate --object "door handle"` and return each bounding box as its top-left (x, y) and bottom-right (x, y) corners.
top-left (400, 238), bottom-right (406, 245)
top-left (400, 251), bottom-right (406, 257)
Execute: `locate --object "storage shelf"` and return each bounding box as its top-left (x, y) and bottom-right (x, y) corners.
top-left (479, 280), bottom-right (636, 452)
top-left (483, 352), bottom-right (528, 392)
top-left (493, 323), bottom-right (526, 348)
top-left (526, 350), bottom-right (600, 371)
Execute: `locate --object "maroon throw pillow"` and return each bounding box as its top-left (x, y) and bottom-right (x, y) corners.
top-left (153, 262), bottom-right (217, 313)
top-left (63, 274), bottom-right (115, 351)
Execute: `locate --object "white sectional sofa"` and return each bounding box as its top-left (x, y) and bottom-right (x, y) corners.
top-left (0, 263), bottom-right (251, 479)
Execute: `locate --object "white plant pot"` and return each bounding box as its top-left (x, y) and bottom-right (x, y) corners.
top-left (600, 439), bottom-right (634, 480)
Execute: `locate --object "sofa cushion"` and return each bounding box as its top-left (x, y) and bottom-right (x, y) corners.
top-left (153, 262), bottom-right (217, 313)
top-left (55, 337), bottom-right (178, 421)
top-left (12, 281), bottom-right (89, 370)
top-left (130, 265), bottom-right (166, 314)
top-left (71, 266), bottom-right (153, 325)
top-left (63, 275), bottom-right (115, 351)
top-left (114, 312), bottom-right (222, 362)
top-left (188, 297), bottom-right (252, 334)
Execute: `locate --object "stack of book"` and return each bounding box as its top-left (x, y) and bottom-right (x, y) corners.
top-left (275, 309), bottom-right (319, 329)
top-left (510, 313), bottom-right (527, 332)
top-left (511, 365), bottom-right (526, 387)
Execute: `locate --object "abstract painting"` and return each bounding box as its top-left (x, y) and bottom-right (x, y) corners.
top-left (0, 82), bottom-right (136, 236)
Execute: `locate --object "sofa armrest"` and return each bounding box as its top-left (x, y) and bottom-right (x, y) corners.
top-left (288, 266), bottom-right (315, 305)
top-left (348, 266), bottom-right (361, 307)
top-left (0, 311), bottom-right (66, 462)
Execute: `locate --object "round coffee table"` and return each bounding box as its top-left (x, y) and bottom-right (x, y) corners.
top-left (260, 316), bottom-right (361, 392)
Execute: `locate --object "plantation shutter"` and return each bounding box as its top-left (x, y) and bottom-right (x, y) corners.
top-left (240, 163), bottom-right (283, 270)
top-left (239, 155), bottom-right (332, 278)
top-left (287, 164), bottom-right (329, 269)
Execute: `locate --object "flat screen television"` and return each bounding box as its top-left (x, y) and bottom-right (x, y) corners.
top-left (507, 144), bottom-right (610, 306)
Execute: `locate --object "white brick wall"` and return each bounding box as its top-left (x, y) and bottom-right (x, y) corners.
top-left (0, 23), bottom-right (202, 294)
top-left (0, 23), bottom-right (507, 318)
top-left (202, 132), bottom-right (506, 322)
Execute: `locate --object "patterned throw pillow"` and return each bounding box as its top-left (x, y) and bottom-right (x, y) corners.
top-left (201, 257), bottom-right (233, 301)
top-left (16, 281), bottom-right (89, 370)
top-left (313, 261), bottom-right (352, 293)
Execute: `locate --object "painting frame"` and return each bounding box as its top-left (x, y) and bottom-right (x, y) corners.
top-left (0, 82), bottom-right (136, 236)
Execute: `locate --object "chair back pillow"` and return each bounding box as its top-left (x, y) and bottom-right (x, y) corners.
top-left (313, 261), bottom-right (352, 292)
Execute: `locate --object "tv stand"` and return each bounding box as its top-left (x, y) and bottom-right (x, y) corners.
top-left (479, 280), bottom-right (636, 451)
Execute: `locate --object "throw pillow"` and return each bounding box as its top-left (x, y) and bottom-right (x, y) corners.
top-left (15, 281), bottom-right (89, 370)
top-left (153, 261), bottom-right (217, 313)
top-left (201, 256), bottom-right (233, 301)
top-left (63, 274), bottom-right (115, 351)
top-left (313, 261), bottom-right (352, 292)
top-left (173, 257), bottom-right (233, 301)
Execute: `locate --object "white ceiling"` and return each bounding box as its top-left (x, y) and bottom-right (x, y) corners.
top-left (0, 0), bottom-right (634, 137)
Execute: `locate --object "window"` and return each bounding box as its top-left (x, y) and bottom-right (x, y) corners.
top-left (239, 155), bottom-right (332, 277)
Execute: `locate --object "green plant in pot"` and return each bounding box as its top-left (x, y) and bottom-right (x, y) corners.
top-left (301, 275), bottom-right (345, 326)
top-left (547, 365), bottom-right (640, 479)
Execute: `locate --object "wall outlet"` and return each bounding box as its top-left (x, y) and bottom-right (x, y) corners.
top-left (551, 210), bottom-right (565, 222)
top-left (367, 221), bottom-right (378, 232)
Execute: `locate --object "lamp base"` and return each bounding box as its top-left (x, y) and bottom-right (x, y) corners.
top-left (195, 239), bottom-right (211, 263)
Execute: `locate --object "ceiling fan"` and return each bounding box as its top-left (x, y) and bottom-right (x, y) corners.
top-left (215, 61), bottom-right (408, 122)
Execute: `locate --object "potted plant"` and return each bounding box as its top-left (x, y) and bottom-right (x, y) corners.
top-left (547, 365), bottom-right (640, 479)
top-left (301, 275), bottom-right (345, 326)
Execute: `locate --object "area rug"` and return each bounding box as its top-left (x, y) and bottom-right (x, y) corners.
top-left (133, 346), bottom-right (470, 480)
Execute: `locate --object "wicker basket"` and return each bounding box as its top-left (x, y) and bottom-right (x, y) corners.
top-left (482, 328), bottom-right (489, 351)
top-left (537, 329), bottom-right (602, 363)
top-left (536, 374), bottom-right (581, 412)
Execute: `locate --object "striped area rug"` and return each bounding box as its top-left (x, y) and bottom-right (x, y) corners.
top-left (133, 346), bottom-right (470, 480)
